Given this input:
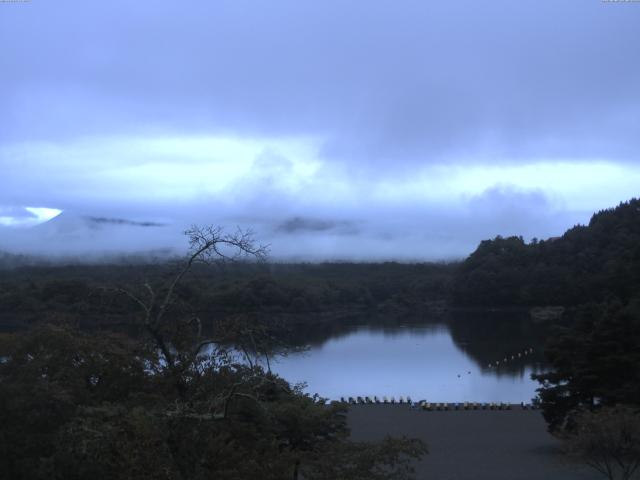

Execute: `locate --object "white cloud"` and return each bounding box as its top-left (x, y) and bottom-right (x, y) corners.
top-left (0, 207), bottom-right (62, 227)
top-left (1, 132), bottom-right (638, 258)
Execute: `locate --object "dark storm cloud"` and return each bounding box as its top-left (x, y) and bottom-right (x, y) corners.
top-left (1, 0), bottom-right (639, 170)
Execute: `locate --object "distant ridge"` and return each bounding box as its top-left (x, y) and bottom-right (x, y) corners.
top-left (30, 213), bottom-right (168, 236)
top-left (0, 211), bottom-right (180, 258)
top-left (86, 217), bottom-right (165, 227)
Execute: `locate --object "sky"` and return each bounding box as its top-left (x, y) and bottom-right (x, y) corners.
top-left (1, 0), bottom-right (639, 260)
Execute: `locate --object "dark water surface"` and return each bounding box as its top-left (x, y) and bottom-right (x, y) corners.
top-left (273, 311), bottom-right (550, 403)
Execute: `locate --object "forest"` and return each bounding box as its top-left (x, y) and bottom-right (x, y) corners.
top-left (453, 198), bottom-right (640, 307)
top-left (1, 199), bottom-right (639, 478)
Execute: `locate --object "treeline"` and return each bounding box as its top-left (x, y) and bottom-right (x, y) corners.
top-left (453, 198), bottom-right (640, 307)
top-left (0, 262), bottom-right (453, 330)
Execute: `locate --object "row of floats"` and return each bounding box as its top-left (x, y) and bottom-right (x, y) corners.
top-left (414, 401), bottom-right (538, 411)
top-left (487, 347), bottom-right (535, 368)
top-left (340, 396), bottom-right (538, 411)
top-left (341, 396), bottom-right (412, 405)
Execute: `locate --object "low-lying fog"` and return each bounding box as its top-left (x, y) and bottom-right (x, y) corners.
top-left (0, 186), bottom-right (590, 262)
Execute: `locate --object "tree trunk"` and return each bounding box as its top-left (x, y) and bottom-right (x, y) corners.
top-left (292, 459), bottom-right (301, 480)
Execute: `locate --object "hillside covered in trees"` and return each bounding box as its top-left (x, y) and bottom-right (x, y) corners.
top-left (453, 198), bottom-right (640, 307)
top-left (0, 262), bottom-right (452, 334)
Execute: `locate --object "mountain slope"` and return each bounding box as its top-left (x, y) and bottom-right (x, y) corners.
top-left (452, 198), bottom-right (640, 306)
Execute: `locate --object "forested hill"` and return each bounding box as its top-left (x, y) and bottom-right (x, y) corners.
top-left (452, 198), bottom-right (640, 307)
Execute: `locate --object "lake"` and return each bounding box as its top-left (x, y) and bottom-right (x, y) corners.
top-left (272, 311), bottom-right (549, 403)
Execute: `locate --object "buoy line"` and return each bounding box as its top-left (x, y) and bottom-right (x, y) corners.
top-left (336, 397), bottom-right (539, 410)
top-left (487, 347), bottom-right (534, 369)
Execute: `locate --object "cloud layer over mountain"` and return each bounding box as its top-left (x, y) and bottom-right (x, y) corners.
top-left (1, 1), bottom-right (638, 259)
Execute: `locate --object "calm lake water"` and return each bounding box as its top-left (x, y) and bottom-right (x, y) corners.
top-left (272, 312), bottom-right (549, 403)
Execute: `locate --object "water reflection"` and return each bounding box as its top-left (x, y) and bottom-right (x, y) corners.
top-left (272, 311), bottom-right (550, 403)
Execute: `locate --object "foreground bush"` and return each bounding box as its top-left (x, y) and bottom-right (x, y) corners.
top-left (0, 325), bottom-right (425, 480)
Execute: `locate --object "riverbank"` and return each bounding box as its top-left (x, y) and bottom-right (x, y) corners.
top-left (347, 405), bottom-right (600, 480)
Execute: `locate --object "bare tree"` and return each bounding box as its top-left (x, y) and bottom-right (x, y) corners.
top-left (118, 225), bottom-right (268, 378)
top-left (563, 406), bottom-right (640, 480)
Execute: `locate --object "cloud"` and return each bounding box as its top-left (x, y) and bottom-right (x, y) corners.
top-left (0, 207), bottom-right (37, 219)
top-left (0, 207), bottom-right (36, 227)
top-left (87, 217), bottom-right (166, 228)
top-left (0, 206), bottom-right (62, 227)
top-left (0, 183), bottom-right (593, 260)
top-left (275, 217), bottom-right (359, 235)
top-left (0, 1), bottom-right (638, 259)
top-left (1, 0), bottom-right (639, 172)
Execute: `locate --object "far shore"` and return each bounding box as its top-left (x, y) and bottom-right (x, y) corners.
top-left (347, 405), bottom-right (600, 480)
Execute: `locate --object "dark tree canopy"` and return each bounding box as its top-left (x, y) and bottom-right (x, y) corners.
top-left (533, 298), bottom-right (640, 432)
top-left (453, 198), bottom-right (640, 307)
top-left (561, 406), bottom-right (640, 480)
top-left (0, 323), bottom-right (426, 480)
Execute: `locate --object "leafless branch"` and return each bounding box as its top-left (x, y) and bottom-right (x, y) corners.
top-left (115, 225), bottom-right (269, 381)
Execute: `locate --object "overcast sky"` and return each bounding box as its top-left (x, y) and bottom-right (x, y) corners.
top-left (1, 0), bottom-right (639, 259)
